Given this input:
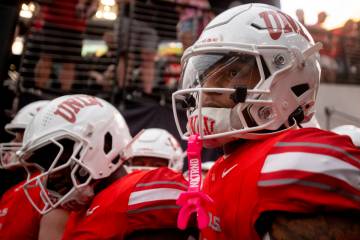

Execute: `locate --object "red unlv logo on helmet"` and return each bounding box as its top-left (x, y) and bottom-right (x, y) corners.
top-left (259, 10), bottom-right (310, 41)
top-left (188, 115), bottom-right (215, 135)
top-left (54, 96), bottom-right (103, 123)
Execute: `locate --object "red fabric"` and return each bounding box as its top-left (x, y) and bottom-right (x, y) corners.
top-left (201, 128), bottom-right (360, 240)
top-left (0, 178), bottom-right (42, 240)
top-left (259, 169), bottom-right (360, 197)
top-left (126, 167), bottom-right (187, 233)
top-left (62, 167), bottom-right (187, 239)
top-left (43, 0), bottom-right (86, 32)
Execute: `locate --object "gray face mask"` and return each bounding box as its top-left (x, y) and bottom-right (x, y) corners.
top-left (185, 104), bottom-right (290, 148)
top-left (187, 106), bottom-right (249, 137)
top-left (187, 107), bottom-right (232, 136)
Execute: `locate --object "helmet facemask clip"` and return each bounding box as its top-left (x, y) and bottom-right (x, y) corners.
top-left (230, 86), bottom-right (248, 104)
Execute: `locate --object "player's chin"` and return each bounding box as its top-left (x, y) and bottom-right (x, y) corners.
top-left (62, 199), bottom-right (88, 212)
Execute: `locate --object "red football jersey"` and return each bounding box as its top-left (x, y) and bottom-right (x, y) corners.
top-left (62, 167), bottom-right (188, 239)
top-left (0, 178), bottom-right (42, 239)
top-left (201, 128), bottom-right (360, 240)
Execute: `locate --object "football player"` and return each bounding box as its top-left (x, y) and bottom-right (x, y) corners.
top-left (124, 128), bottom-right (184, 172)
top-left (172, 3), bottom-right (360, 240)
top-left (18, 94), bottom-right (196, 239)
top-left (0, 100), bottom-right (68, 240)
top-left (0, 100), bottom-right (50, 192)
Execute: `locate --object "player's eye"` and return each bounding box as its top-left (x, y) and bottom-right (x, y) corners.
top-left (229, 70), bottom-right (239, 78)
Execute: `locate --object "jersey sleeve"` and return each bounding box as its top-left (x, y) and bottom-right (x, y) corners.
top-left (0, 179), bottom-right (42, 240)
top-left (257, 128), bottom-right (360, 215)
top-left (126, 167), bottom-right (188, 234)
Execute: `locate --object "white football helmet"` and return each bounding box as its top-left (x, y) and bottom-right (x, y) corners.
top-left (332, 125), bottom-right (360, 147)
top-left (172, 3), bottom-right (322, 148)
top-left (5, 100), bottom-right (50, 135)
top-left (0, 100), bottom-right (49, 169)
top-left (125, 128), bottom-right (184, 172)
top-left (17, 94), bottom-right (132, 214)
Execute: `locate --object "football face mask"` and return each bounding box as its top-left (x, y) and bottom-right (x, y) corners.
top-left (173, 43), bottom-right (321, 148)
top-left (21, 136), bottom-right (94, 214)
top-left (0, 142), bottom-right (22, 169)
top-left (173, 51), bottom-right (278, 147)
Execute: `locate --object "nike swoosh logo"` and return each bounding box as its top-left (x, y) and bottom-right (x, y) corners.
top-left (221, 164), bottom-right (238, 178)
top-left (86, 205), bottom-right (100, 216)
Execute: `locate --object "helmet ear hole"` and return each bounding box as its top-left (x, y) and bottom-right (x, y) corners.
top-left (103, 132), bottom-right (113, 155)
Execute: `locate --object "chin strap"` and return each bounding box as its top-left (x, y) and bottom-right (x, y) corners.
top-left (176, 134), bottom-right (213, 230)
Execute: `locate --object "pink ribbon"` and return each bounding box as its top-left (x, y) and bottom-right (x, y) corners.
top-left (177, 134), bottom-right (213, 230)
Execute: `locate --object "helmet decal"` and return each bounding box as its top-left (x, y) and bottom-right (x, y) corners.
top-left (188, 115), bottom-right (215, 136)
top-left (259, 10), bottom-right (310, 41)
top-left (54, 95), bottom-right (103, 123)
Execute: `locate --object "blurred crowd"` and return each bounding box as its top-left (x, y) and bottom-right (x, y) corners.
top-left (9, 0), bottom-right (215, 101)
top-left (5, 1), bottom-right (360, 104)
top-left (296, 9), bottom-right (360, 83)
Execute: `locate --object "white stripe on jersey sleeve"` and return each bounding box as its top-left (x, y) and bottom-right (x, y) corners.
top-left (276, 141), bottom-right (360, 164)
top-left (262, 152), bottom-right (360, 190)
top-left (128, 188), bottom-right (184, 206)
